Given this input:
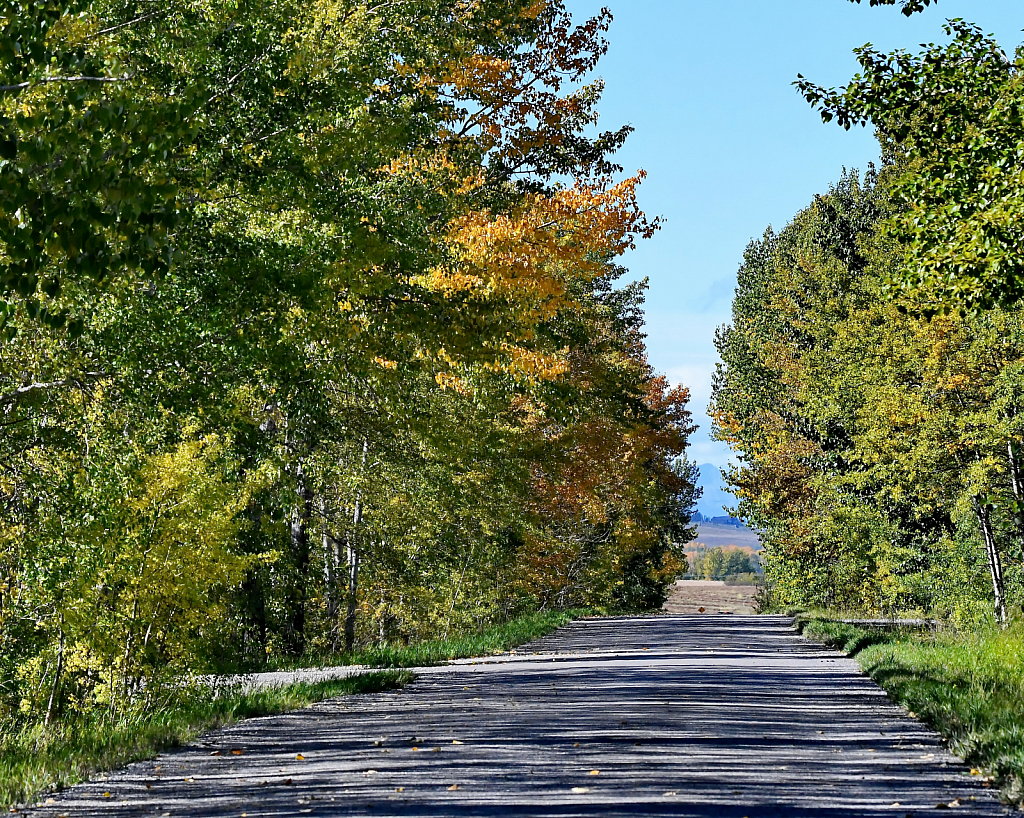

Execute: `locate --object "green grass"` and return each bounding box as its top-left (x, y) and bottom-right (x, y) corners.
top-left (270, 608), bottom-right (588, 670)
top-left (0, 670), bottom-right (411, 811)
top-left (798, 615), bottom-right (1024, 806)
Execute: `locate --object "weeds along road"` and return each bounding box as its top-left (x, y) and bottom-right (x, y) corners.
top-left (26, 617), bottom-right (1006, 817)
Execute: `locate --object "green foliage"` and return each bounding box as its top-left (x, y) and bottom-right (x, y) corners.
top-left (801, 617), bottom-right (1024, 806)
top-left (712, 162), bottom-right (1024, 621)
top-left (798, 22), bottom-right (1024, 312)
top-left (0, 0), bottom-right (195, 325)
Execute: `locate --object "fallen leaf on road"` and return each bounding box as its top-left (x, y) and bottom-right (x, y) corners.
top-left (146, 784), bottom-right (152, 790)
top-left (296, 754), bottom-right (306, 761)
top-left (590, 770), bottom-right (600, 776)
top-left (231, 749), bottom-right (243, 756)
top-left (970, 769), bottom-right (981, 775)
top-left (103, 793), bottom-right (110, 798)
top-left (447, 785), bottom-right (459, 791)
top-left (452, 740), bottom-right (464, 745)
top-left (432, 748), bottom-right (440, 752)
top-left (210, 751), bottom-right (222, 756)
top-left (571, 787), bottom-right (589, 794)
top-left (698, 607), bottom-right (706, 613)
top-left (284, 779), bottom-right (293, 785)
top-left (395, 788), bottom-right (404, 793)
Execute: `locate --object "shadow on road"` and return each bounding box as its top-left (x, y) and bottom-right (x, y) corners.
top-left (27, 616), bottom-right (1007, 817)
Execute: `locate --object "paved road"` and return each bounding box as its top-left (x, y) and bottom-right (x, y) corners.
top-left (28, 616), bottom-right (1007, 817)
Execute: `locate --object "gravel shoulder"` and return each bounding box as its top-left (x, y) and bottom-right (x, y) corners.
top-left (26, 616), bottom-right (1008, 817)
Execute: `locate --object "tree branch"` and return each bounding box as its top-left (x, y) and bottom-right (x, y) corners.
top-left (0, 76), bottom-right (133, 93)
top-left (0, 372), bottom-right (106, 410)
top-left (91, 9), bottom-right (171, 38)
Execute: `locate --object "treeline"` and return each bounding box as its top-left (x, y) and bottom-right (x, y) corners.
top-left (0, 0), bottom-right (697, 722)
top-left (686, 547), bottom-right (758, 581)
top-left (712, 20), bottom-right (1024, 625)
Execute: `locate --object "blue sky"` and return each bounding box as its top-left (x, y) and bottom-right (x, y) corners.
top-left (563, 0), bottom-right (1024, 468)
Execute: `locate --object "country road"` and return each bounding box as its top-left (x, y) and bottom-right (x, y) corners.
top-left (27, 616), bottom-right (1007, 817)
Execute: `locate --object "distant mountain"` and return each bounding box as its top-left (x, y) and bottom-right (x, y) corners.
top-left (694, 463), bottom-right (738, 522)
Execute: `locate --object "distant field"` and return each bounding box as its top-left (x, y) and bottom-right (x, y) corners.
top-left (663, 580), bottom-right (760, 615)
top-left (692, 523), bottom-right (762, 552)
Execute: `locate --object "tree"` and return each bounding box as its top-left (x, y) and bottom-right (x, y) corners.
top-left (797, 22), bottom-right (1024, 312)
top-left (712, 164), bottom-right (1022, 623)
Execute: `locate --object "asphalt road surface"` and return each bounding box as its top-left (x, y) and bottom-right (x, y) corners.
top-left (27, 616), bottom-right (1008, 817)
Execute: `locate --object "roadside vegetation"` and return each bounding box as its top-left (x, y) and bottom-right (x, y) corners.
top-left (0, 671), bottom-right (411, 811)
top-left (268, 609), bottom-right (586, 671)
top-left (798, 616), bottom-right (1024, 806)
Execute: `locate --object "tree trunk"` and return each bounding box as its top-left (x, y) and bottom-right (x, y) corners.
top-left (1007, 440), bottom-right (1024, 569)
top-left (443, 544), bottom-right (475, 640)
top-left (973, 496), bottom-right (1007, 627)
top-left (241, 571), bottom-right (268, 664)
top-left (344, 532), bottom-right (360, 655)
top-left (324, 532), bottom-right (341, 632)
top-left (45, 626), bottom-right (64, 726)
top-left (322, 497), bottom-right (342, 627)
top-left (343, 439), bottom-right (368, 653)
top-left (288, 467), bottom-right (313, 657)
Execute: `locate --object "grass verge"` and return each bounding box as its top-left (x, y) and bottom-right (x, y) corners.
top-left (797, 615), bottom-right (1024, 806)
top-left (271, 608), bottom-right (588, 670)
top-left (0, 670), bottom-right (411, 811)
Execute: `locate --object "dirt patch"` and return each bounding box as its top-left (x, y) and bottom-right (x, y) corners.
top-left (662, 579), bottom-right (759, 615)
